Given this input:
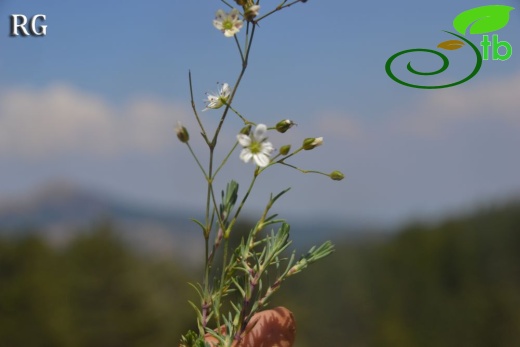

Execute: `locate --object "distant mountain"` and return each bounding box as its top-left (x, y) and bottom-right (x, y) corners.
top-left (0, 181), bottom-right (370, 262)
top-left (0, 181), bottom-right (203, 262)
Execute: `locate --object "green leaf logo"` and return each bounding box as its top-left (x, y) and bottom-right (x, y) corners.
top-left (453, 5), bottom-right (514, 35)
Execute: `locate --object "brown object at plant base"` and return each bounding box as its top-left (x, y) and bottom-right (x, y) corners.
top-left (204, 307), bottom-right (296, 347)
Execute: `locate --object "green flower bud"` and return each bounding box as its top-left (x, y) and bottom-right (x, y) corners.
top-left (175, 121), bottom-right (189, 143)
top-left (239, 124), bottom-right (252, 135)
top-left (276, 119), bottom-right (295, 133)
top-left (330, 170), bottom-right (345, 181)
top-left (279, 144), bottom-right (291, 155)
top-left (302, 137), bottom-right (323, 150)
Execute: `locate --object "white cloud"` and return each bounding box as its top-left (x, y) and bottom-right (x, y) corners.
top-left (260, 71), bottom-right (520, 156)
top-left (397, 71), bottom-right (520, 136)
top-left (0, 84), bottom-right (191, 157)
top-left (291, 72), bottom-right (520, 222)
top-left (1, 72), bottom-right (518, 223)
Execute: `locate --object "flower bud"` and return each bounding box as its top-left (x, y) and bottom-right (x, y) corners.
top-left (244, 4), bottom-right (260, 21)
top-left (330, 170), bottom-right (345, 181)
top-left (279, 144), bottom-right (291, 155)
top-left (175, 121), bottom-right (189, 143)
top-left (302, 137), bottom-right (323, 150)
top-left (275, 119), bottom-right (296, 133)
top-left (239, 124), bottom-right (252, 135)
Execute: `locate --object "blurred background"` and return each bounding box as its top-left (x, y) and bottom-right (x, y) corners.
top-left (1, 0), bottom-right (520, 346)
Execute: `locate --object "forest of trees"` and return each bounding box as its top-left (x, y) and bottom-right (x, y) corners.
top-left (1, 200), bottom-right (520, 347)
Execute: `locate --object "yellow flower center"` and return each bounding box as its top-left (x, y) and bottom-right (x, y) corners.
top-left (219, 95), bottom-right (228, 104)
top-left (223, 20), bottom-right (233, 30)
top-left (249, 141), bottom-right (261, 154)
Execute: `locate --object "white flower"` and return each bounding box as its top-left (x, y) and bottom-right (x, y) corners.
top-left (237, 124), bottom-right (274, 167)
top-left (203, 83), bottom-right (231, 111)
top-left (213, 9), bottom-right (243, 37)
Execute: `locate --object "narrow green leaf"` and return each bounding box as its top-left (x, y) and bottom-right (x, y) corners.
top-left (191, 218), bottom-right (206, 233)
top-left (231, 277), bottom-right (246, 297)
top-left (264, 213), bottom-right (279, 222)
top-left (230, 301), bottom-right (241, 315)
top-left (188, 282), bottom-right (203, 298)
top-left (188, 300), bottom-right (203, 321)
top-left (271, 187), bottom-right (291, 203)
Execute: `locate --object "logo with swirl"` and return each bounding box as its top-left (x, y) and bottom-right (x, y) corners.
top-left (385, 5), bottom-right (515, 89)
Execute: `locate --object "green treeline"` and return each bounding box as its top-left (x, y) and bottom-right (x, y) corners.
top-left (274, 201), bottom-right (520, 347)
top-left (1, 201), bottom-right (520, 347)
top-left (0, 225), bottom-right (195, 347)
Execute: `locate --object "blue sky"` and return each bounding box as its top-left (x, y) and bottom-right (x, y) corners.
top-left (1, 0), bottom-right (519, 225)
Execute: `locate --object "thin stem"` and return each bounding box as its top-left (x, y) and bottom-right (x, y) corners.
top-left (213, 173), bottom-right (260, 328)
top-left (277, 147), bottom-right (303, 162)
top-left (244, 20), bottom-right (251, 57)
top-left (211, 72), bottom-right (245, 148)
top-left (205, 143), bottom-right (242, 276)
top-left (209, 185), bottom-right (224, 231)
top-left (244, 23), bottom-right (256, 63)
top-left (227, 170), bottom-right (259, 237)
top-left (214, 141), bottom-right (240, 178)
top-left (279, 162), bottom-right (330, 177)
top-left (255, 148), bottom-right (303, 175)
top-left (209, 24), bottom-right (256, 155)
top-left (201, 20), bottom-right (258, 337)
top-left (202, 146), bottom-right (215, 323)
top-left (196, 12), bottom-right (262, 343)
top-left (205, 151), bottom-right (214, 239)
top-left (224, 102), bottom-right (254, 125)
top-left (215, 238), bottom-right (229, 330)
top-left (186, 143), bottom-right (208, 178)
top-left (220, 0), bottom-right (234, 9)
top-left (234, 34), bottom-right (245, 64)
top-left (189, 71), bottom-right (209, 145)
top-left (255, 0), bottom-right (303, 22)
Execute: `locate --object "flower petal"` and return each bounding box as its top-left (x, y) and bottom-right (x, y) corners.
top-left (221, 83), bottom-right (231, 97)
top-left (230, 8), bottom-right (240, 20)
top-left (261, 141), bottom-right (274, 155)
top-left (237, 134), bottom-right (251, 147)
top-left (215, 9), bottom-right (226, 20)
top-left (240, 149), bottom-right (253, 163)
top-left (253, 124), bottom-right (267, 141)
top-left (253, 153), bottom-right (270, 167)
